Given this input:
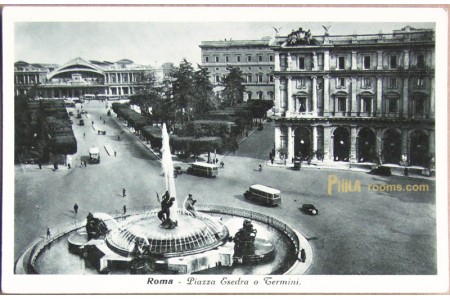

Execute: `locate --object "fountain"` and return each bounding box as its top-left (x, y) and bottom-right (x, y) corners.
top-left (16, 123), bottom-right (307, 275)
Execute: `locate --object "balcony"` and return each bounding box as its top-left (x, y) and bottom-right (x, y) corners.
top-left (285, 111), bottom-right (317, 118)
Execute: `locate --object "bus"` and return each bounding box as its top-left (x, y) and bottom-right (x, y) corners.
top-left (83, 94), bottom-right (96, 100)
top-left (186, 162), bottom-right (218, 178)
top-left (97, 94), bottom-right (108, 101)
top-left (89, 147), bottom-right (101, 163)
top-left (243, 184), bottom-right (281, 206)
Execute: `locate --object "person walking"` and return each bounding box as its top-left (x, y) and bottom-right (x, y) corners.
top-left (122, 188), bottom-right (126, 197)
top-left (114, 151), bottom-right (117, 157)
top-left (74, 203), bottom-right (79, 214)
top-left (68, 163), bottom-right (71, 169)
top-left (84, 161), bottom-right (87, 167)
top-left (38, 161), bottom-right (42, 169)
top-left (220, 161), bottom-right (224, 168)
top-left (83, 133), bottom-right (86, 138)
top-left (46, 228), bottom-right (51, 239)
top-left (123, 205), bottom-right (127, 215)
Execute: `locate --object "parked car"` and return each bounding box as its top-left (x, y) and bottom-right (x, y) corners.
top-left (301, 204), bottom-right (318, 215)
top-left (79, 119), bottom-right (85, 126)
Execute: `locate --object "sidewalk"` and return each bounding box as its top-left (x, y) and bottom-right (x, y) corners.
top-left (265, 159), bottom-right (436, 181)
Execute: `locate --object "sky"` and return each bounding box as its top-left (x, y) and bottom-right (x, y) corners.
top-left (15, 21), bottom-right (435, 67)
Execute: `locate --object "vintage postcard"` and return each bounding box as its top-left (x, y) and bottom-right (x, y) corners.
top-left (2, 5), bottom-right (448, 294)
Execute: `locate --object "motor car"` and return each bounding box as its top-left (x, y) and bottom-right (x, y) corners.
top-left (80, 110), bottom-right (88, 115)
top-left (301, 204), bottom-right (318, 215)
top-left (68, 111), bottom-right (74, 116)
top-left (79, 119), bottom-right (85, 126)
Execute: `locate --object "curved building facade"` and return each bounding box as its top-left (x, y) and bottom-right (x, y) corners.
top-left (14, 57), bottom-right (155, 99)
top-left (272, 26), bottom-right (435, 167)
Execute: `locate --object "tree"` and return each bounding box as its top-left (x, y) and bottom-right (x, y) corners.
top-left (129, 70), bottom-right (160, 118)
top-left (171, 59), bottom-right (195, 123)
top-left (221, 66), bottom-right (246, 108)
top-left (192, 65), bottom-right (215, 116)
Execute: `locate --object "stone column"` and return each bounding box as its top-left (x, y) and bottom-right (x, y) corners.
top-left (274, 53), bottom-right (280, 72)
top-left (401, 129), bottom-right (409, 164)
top-left (430, 77), bottom-right (435, 117)
top-left (312, 125), bottom-right (318, 155)
top-left (324, 126), bottom-right (333, 161)
top-left (287, 126), bottom-right (294, 162)
top-left (428, 130), bottom-right (435, 158)
top-left (350, 126), bottom-right (357, 163)
top-left (403, 50), bottom-right (410, 70)
top-left (313, 52), bottom-right (318, 71)
top-left (377, 50), bottom-right (383, 70)
top-left (351, 77), bottom-right (357, 116)
top-left (274, 126), bottom-right (281, 160)
top-left (312, 76), bottom-right (317, 114)
top-left (287, 76), bottom-right (292, 113)
top-left (286, 53), bottom-right (291, 71)
top-left (402, 77), bottom-right (409, 117)
top-left (324, 76), bottom-right (330, 115)
top-left (324, 50), bottom-right (330, 71)
top-left (346, 84), bottom-right (351, 116)
top-left (375, 128), bottom-right (383, 158)
top-left (351, 51), bottom-right (357, 70)
top-left (274, 76), bottom-right (281, 114)
top-left (376, 76), bottom-right (383, 116)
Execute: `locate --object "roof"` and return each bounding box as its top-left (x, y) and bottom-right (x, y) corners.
top-left (250, 184), bottom-right (281, 194)
top-left (191, 162), bottom-right (218, 168)
top-left (89, 147), bottom-right (100, 153)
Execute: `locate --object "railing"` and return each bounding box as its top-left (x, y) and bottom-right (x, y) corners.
top-left (23, 204), bottom-right (300, 273)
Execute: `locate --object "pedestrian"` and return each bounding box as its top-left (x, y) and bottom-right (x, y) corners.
top-left (83, 133), bottom-right (85, 138)
top-left (118, 135), bottom-right (121, 141)
top-left (47, 228), bottom-right (51, 239)
top-left (114, 151), bottom-right (117, 157)
top-left (92, 121), bottom-right (94, 125)
top-left (123, 188), bottom-right (126, 197)
top-left (84, 161), bottom-right (87, 167)
top-left (103, 120), bottom-right (105, 124)
top-left (300, 248), bottom-right (306, 262)
top-left (68, 163), bottom-right (71, 169)
top-left (220, 161), bottom-right (224, 168)
top-left (74, 203), bottom-right (79, 214)
top-left (53, 162), bottom-right (58, 170)
top-left (259, 164), bottom-right (262, 172)
top-left (81, 161), bottom-right (84, 168)
top-left (38, 161), bottom-right (42, 169)
top-left (270, 157), bottom-right (274, 164)
top-left (100, 116), bottom-right (102, 120)
top-left (123, 205), bottom-right (127, 214)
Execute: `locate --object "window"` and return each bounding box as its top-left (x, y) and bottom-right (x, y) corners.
top-left (268, 91), bottom-right (274, 100)
top-left (390, 55), bottom-right (397, 69)
top-left (297, 78), bottom-right (306, 88)
top-left (257, 74), bottom-right (263, 83)
top-left (236, 55), bottom-right (241, 62)
top-left (298, 97), bottom-right (307, 112)
top-left (363, 78), bottom-right (372, 88)
top-left (247, 74), bottom-right (252, 83)
top-left (225, 56), bottom-right (229, 63)
top-left (299, 57), bottom-right (305, 70)
top-left (337, 97), bottom-right (346, 112)
top-left (337, 77), bottom-right (346, 88)
top-left (258, 92), bottom-right (263, 100)
top-left (215, 56), bottom-right (219, 63)
top-left (269, 55), bottom-right (274, 62)
top-left (268, 75), bottom-right (274, 83)
top-left (215, 75), bottom-right (220, 83)
top-left (361, 97), bottom-right (372, 112)
top-left (416, 77), bottom-right (425, 88)
top-left (247, 92), bottom-right (252, 100)
top-left (205, 56), bottom-right (209, 63)
top-left (388, 98), bottom-right (398, 113)
top-left (417, 54), bottom-right (425, 68)
top-left (363, 56), bottom-right (371, 69)
top-left (247, 55), bottom-right (252, 62)
top-left (415, 97), bottom-right (425, 115)
top-left (248, 67), bottom-right (252, 70)
top-left (215, 67), bottom-right (219, 71)
top-left (338, 56), bottom-right (345, 69)
top-left (258, 55), bottom-right (263, 62)
top-left (389, 77), bottom-right (397, 88)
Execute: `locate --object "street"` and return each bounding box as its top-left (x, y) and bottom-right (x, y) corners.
top-left (14, 100), bottom-right (436, 275)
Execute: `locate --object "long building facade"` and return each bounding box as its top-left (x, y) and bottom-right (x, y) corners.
top-left (199, 37), bottom-right (275, 102)
top-left (14, 57), bottom-right (157, 99)
top-left (271, 26), bottom-right (435, 167)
